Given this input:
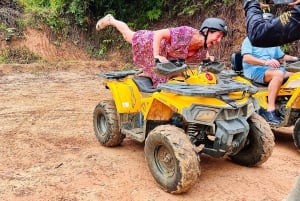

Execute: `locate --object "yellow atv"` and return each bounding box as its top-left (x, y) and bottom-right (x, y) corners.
top-left (231, 52), bottom-right (300, 150)
top-left (93, 60), bottom-right (274, 194)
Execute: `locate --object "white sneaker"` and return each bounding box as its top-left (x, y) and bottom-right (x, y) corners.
top-left (96, 14), bottom-right (114, 30)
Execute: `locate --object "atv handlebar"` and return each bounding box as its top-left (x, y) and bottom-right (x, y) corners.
top-left (99, 68), bottom-right (143, 79)
top-left (154, 59), bottom-right (225, 76)
top-left (153, 59), bottom-right (187, 76)
top-left (200, 60), bottom-right (225, 74)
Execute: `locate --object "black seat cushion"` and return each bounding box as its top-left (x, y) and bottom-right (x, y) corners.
top-left (132, 76), bottom-right (159, 93)
top-left (231, 52), bottom-right (243, 72)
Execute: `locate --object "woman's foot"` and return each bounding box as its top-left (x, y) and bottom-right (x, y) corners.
top-left (96, 14), bottom-right (114, 30)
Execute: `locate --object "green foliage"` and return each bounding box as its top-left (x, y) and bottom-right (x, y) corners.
top-left (281, 44), bottom-right (291, 54)
top-left (0, 47), bottom-right (41, 64)
top-left (50, 0), bottom-right (65, 11)
top-left (68, 1), bottom-right (84, 25)
top-left (0, 2), bottom-right (23, 40)
top-left (19, 0), bottom-right (50, 7)
top-left (0, 23), bottom-right (16, 41)
top-left (147, 8), bottom-right (161, 21)
top-left (178, 4), bottom-right (202, 16)
top-left (97, 39), bottom-right (113, 59)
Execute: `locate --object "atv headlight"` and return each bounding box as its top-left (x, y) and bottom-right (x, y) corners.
top-left (195, 110), bottom-right (217, 122)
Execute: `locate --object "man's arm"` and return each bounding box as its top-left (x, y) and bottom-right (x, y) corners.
top-left (244, 0), bottom-right (300, 47)
top-left (289, 0), bottom-right (300, 6)
top-left (243, 54), bottom-right (266, 66)
top-left (281, 54), bottom-right (299, 61)
top-left (243, 54), bottom-right (281, 68)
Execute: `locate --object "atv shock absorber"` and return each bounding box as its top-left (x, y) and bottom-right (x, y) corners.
top-left (187, 123), bottom-right (198, 136)
top-left (187, 123), bottom-right (206, 146)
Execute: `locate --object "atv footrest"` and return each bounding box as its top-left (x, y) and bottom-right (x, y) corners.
top-left (121, 128), bottom-right (145, 142)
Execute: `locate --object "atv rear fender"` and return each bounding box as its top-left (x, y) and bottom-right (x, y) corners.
top-left (288, 87), bottom-right (300, 109)
top-left (106, 78), bottom-right (142, 113)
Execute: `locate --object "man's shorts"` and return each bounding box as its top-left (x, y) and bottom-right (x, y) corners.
top-left (248, 66), bottom-right (287, 84)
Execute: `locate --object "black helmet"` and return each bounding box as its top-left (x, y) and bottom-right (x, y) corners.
top-left (262, 13), bottom-right (275, 21)
top-left (199, 17), bottom-right (228, 37)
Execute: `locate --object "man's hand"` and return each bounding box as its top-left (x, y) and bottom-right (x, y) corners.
top-left (265, 59), bottom-right (281, 68)
top-left (260, 2), bottom-right (270, 9)
top-left (289, 0), bottom-right (300, 6)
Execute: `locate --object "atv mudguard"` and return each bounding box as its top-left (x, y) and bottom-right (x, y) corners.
top-left (105, 78), bottom-right (143, 113)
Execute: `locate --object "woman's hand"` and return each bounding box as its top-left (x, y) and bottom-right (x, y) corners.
top-left (154, 55), bottom-right (169, 63)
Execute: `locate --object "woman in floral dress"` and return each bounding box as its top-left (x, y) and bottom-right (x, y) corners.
top-left (96, 14), bottom-right (227, 87)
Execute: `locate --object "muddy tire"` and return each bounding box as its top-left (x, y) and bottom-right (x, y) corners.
top-left (293, 118), bottom-right (300, 151)
top-left (93, 100), bottom-right (125, 147)
top-left (229, 113), bottom-right (275, 166)
top-left (144, 125), bottom-right (200, 194)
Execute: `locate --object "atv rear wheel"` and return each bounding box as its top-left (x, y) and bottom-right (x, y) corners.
top-left (293, 118), bottom-right (300, 151)
top-left (144, 125), bottom-right (200, 194)
top-left (229, 113), bottom-right (275, 166)
top-left (93, 100), bottom-right (125, 147)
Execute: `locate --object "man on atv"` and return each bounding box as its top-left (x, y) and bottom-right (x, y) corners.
top-left (243, 0), bottom-right (300, 47)
top-left (241, 13), bottom-right (298, 124)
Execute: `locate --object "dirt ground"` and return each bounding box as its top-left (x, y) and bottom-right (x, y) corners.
top-left (0, 61), bottom-right (299, 201)
top-left (0, 26), bottom-right (299, 201)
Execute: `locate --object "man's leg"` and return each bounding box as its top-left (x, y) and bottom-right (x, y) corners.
top-left (258, 69), bottom-right (285, 124)
top-left (265, 70), bottom-right (284, 111)
top-left (244, 0), bottom-right (300, 47)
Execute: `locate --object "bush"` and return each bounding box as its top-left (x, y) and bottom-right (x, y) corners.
top-left (0, 47), bottom-right (41, 64)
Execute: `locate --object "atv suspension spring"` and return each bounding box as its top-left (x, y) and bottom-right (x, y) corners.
top-left (187, 123), bottom-right (198, 136)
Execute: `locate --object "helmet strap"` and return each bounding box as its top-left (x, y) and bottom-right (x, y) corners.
top-left (200, 29), bottom-right (208, 49)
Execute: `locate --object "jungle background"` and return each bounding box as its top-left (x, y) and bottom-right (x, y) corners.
top-left (1, 0), bottom-right (300, 65)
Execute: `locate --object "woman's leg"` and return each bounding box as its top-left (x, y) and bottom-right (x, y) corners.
top-left (96, 14), bottom-right (135, 43)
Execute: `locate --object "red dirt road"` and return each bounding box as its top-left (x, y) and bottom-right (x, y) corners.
top-left (0, 63), bottom-right (299, 201)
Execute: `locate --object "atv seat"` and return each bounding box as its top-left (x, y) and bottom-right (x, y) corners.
top-left (231, 52), bottom-right (244, 74)
top-left (132, 76), bottom-right (159, 93)
top-left (231, 52), bottom-right (269, 87)
top-left (231, 52), bottom-right (290, 87)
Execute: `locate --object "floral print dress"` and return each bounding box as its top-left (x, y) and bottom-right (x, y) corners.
top-left (132, 26), bottom-right (207, 87)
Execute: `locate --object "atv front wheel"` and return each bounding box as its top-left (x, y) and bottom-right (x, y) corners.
top-left (144, 125), bottom-right (200, 194)
top-left (293, 118), bottom-right (300, 151)
top-left (229, 113), bottom-right (275, 166)
top-left (93, 100), bottom-right (125, 147)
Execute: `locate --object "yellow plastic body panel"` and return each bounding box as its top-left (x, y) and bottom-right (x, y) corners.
top-left (106, 78), bottom-right (142, 113)
top-left (289, 88), bottom-right (300, 108)
top-left (282, 72), bottom-right (300, 89)
top-left (233, 74), bottom-right (300, 110)
top-left (139, 91), bottom-right (251, 121)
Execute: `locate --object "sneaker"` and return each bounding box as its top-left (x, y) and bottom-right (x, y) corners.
top-left (96, 14), bottom-right (114, 30)
top-left (259, 109), bottom-right (282, 124)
